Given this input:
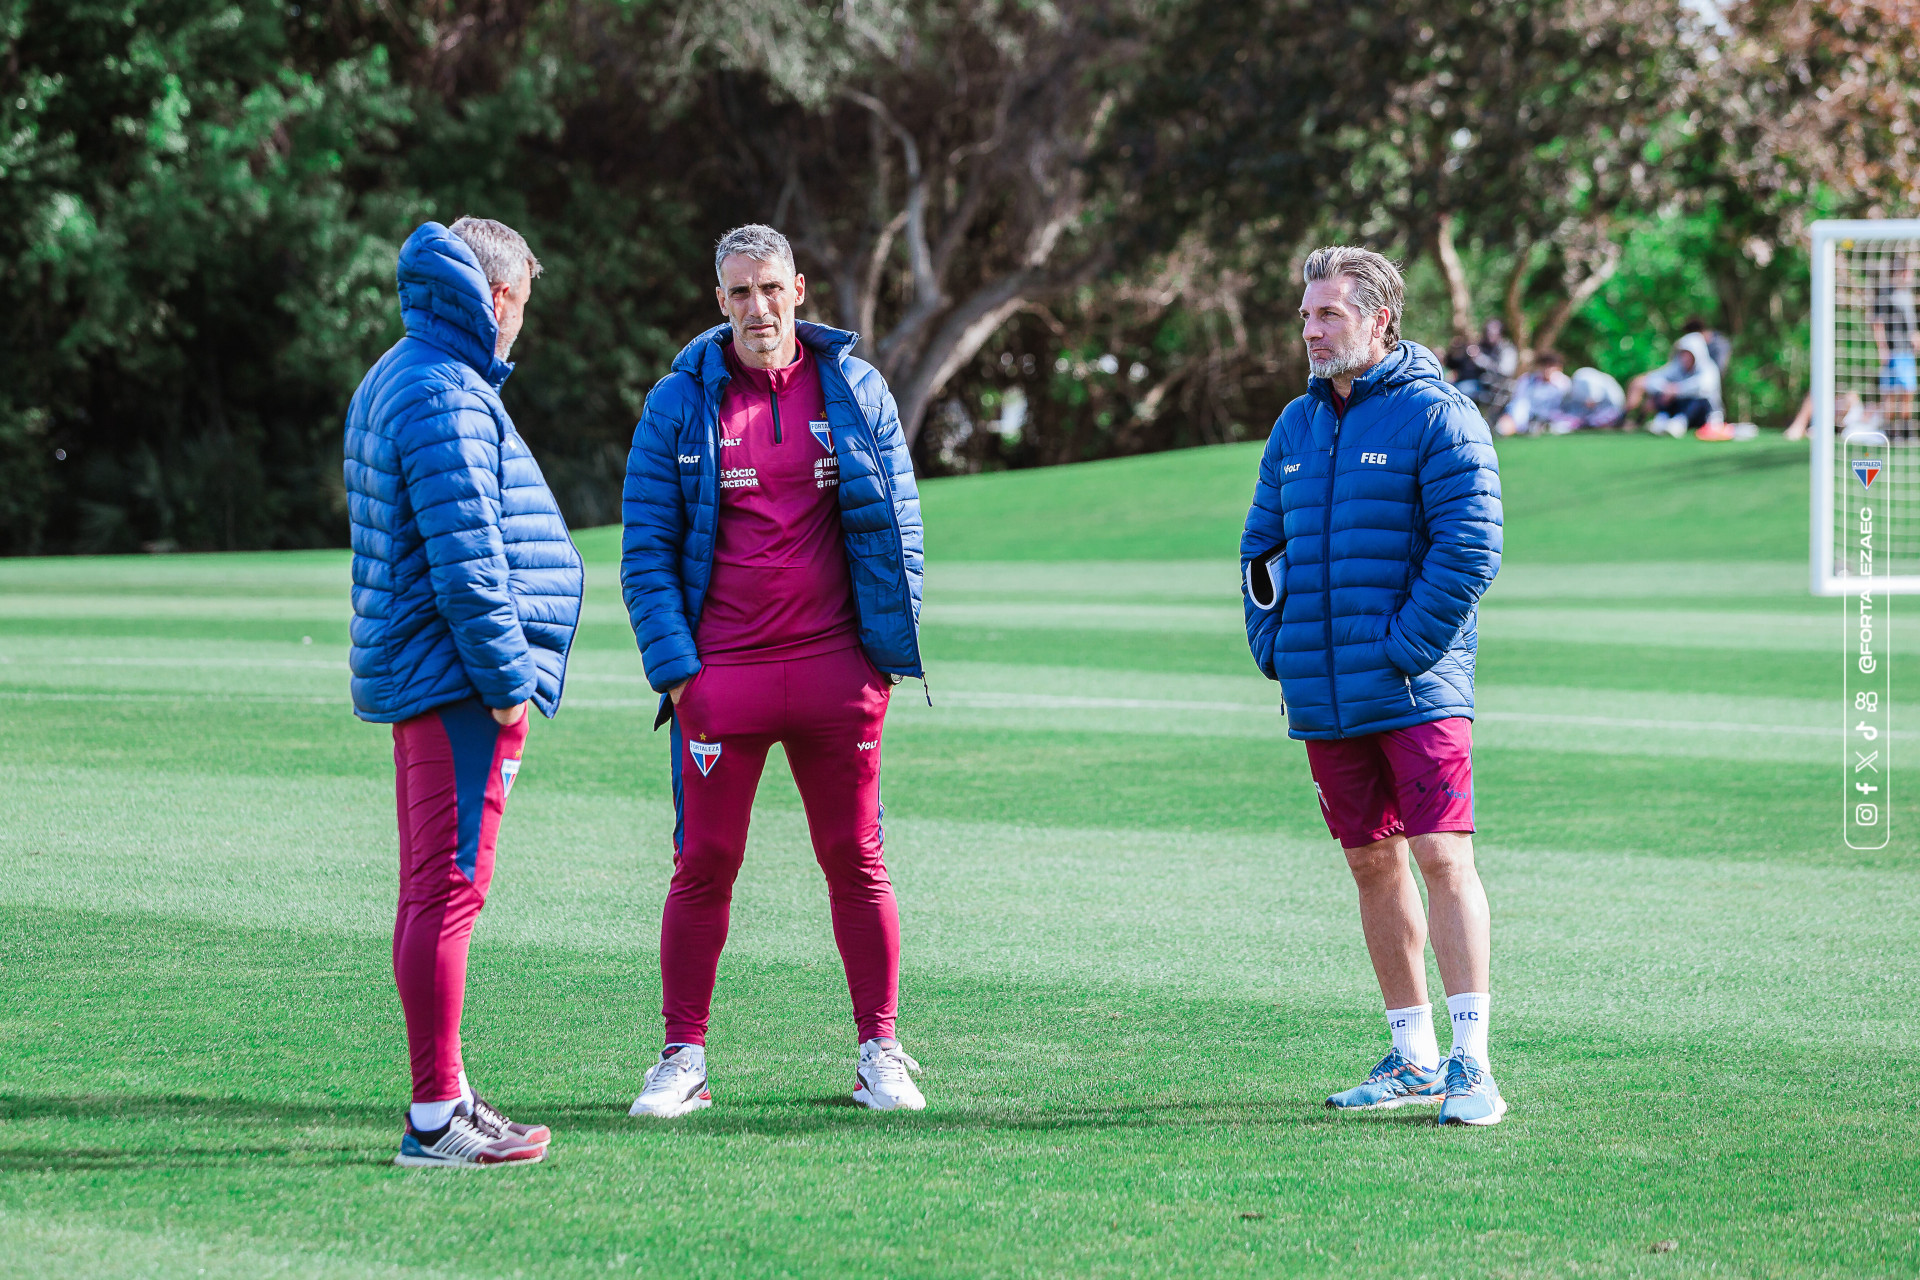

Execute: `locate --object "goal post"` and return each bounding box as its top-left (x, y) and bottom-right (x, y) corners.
top-left (1812, 218), bottom-right (1920, 596)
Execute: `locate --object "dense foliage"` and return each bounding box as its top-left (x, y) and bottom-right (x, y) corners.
top-left (2, 0), bottom-right (1912, 552)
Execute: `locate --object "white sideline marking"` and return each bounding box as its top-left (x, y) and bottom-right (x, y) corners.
top-left (14, 689), bottom-right (1899, 742)
top-left (932, 691), bottom-right (1887, 739)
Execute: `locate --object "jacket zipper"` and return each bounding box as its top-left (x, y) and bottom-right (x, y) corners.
top-left (769, 383), bottom-right (783, 443)
top-left (1322, 400), bottom-right (1343, 736)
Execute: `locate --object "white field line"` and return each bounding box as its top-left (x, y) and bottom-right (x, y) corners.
top-left (930, 690), bottom-right (1886, 739)
top-left (15, 687), bottom-right (1892, 742)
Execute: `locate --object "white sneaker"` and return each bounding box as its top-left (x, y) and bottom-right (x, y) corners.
top-left (853, 1037), bottom-right (926, 1111)
top-left (629, 1045), bottom-right (711, 1118)
top-left (1649, 413), bottom-right (1680, 438)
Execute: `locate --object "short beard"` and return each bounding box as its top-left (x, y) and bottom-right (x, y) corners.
top-left (734, 318), bottom-right (785, 355)
top-left (1307, 334), bottom-right (1376, 380)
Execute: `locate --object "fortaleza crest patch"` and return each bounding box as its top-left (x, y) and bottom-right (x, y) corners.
top-left (689, 739), bottom-right (723, 777)
top-left (810, 419), bottom-right (833, 452)
top-left (500, 756), bottom-right (521, 798)
top-left (1856, 458), bottom-right (1883, 489)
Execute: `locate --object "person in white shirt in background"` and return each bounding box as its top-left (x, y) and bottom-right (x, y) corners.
top-left (1495, 351), bottom-right (1572, 436)
top-left (1626, 331), bottom-right (1724, 438)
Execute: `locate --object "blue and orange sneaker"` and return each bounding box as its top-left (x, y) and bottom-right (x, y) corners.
top-left (1436, 1049), bottom-right (1508, 1126)
top-left (1324, 1050), bottom-right (1446, 1111)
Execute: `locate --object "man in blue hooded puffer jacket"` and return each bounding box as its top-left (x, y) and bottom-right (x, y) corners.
top-left (1241, 246), bottom-right (1507, 1127)
top-left (344, 217), bottom-right (582, 1166)
top-left (620, 225), bottom-right (926, 1118)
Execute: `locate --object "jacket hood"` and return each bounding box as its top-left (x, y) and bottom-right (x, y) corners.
top-left (1674, 331), bottom-right (1714, 371)
top-left (396, 222), bottom-right (513, 386)
top-left (1308, 339), bottom-right (1447, 405)
top-left (670, 320), bottom-right (863, 383)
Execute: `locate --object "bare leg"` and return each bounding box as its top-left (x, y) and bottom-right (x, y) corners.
top-left (1625, 373), bottom-right (1648, 414)
top-left (1409, 832), bottom-right (1489, 995)
top-left (1344, 835), bottom-right (1428, 1008)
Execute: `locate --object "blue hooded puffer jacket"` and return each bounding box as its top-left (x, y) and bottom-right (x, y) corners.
top-left (343, 222), bottom-right (583, 724)
top-left (621, 321), bottom-right (923, 722)
top-left (1240, 341), bottom-right (1502, 740)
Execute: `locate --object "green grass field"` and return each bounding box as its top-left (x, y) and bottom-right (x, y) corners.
top-left (4, 433), bottom-right (1915, 1278)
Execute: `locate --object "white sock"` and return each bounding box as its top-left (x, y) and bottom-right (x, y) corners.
top-left (1385, 1004), bottom-right (1440, 1070)
top-left (409, 1098), bottom-right (460, 1132)
top-left (456, 1070), bottom-right (474, 1107)
top-left (1446, 992), bottom-right (1491, 1066)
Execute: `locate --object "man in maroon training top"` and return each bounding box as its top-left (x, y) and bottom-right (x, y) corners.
top-left (622, 224), bottom-right (927, 1116)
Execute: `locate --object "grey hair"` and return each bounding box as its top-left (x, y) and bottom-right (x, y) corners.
top-left (449, 216), bottom-right (542, 287)
top-left (1302, 246), bottom-right (1404, 349)
top-left (714, 224), bottom-right (796, 284)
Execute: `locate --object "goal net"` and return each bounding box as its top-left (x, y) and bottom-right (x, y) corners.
top-left (1812, 219), bottom-right (1920, 595)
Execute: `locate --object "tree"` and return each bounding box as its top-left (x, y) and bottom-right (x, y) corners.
top-left (649, 0), bottom-right (1163, 447)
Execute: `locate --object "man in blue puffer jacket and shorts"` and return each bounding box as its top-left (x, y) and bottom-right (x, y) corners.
top-left (621, 225), bottom-right (926, 1118)
top-left (344, 218), bottom-right (583, 1166)
top-left (1242, 246), bottom-right (1506, 1126)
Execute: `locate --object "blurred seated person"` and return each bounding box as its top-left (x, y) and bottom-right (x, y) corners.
top-left (1496, 355), bottom-right (1627, 436)
top-left (1680, 315), bottom-right (1731, 376)
top-left (1495, 351), bottom-right (1571, 436)
top-left (1445, 318), bottom-right (1519, 411)
top-left (1626, 332), bottom-right (1723, 438)
top-left (1549, 366), bottom-right (1627, 433)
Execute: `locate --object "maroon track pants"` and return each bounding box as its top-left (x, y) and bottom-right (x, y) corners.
top-left (392, 700), bottom-right (528, 1102)
top-left (664, 647), bottom-right (897, 1045)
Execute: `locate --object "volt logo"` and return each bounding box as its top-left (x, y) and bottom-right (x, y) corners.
top-left (1284, 463), bottom-right (1301, 474)
top-left (1856, 459), bottom-right (1882, 489)
top-left (500, 756), bottom-right (521, 798)
top-left (678, 454), bottom-right (701, 465)
top-left (689, 739), bottom-right (723, 776)
top-left (810, 419), bottom-right (833, 452)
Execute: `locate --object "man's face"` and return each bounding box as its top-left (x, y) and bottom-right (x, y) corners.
top-left (1299, 276), bottom-right (1387, 380)
top-left (1676, 348), bottom-right (1696, 374)
top-left (717, 254), bottom-right (806, 359)
top-left (491, 268), bottom-right (532, 360)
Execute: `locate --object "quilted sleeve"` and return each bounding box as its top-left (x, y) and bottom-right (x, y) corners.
top-left (396, 384), bottom-right (536, 709)
top-left (1240, 413), bottom-right (1289, 681)
top-left (873, 380), bottom-right (924, 624)
top-left (621, 381), bottom-right (700, 692)
top-left (1385, 396), bottom-right (1503, 675)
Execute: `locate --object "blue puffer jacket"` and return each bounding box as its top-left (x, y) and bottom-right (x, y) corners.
top-left (344, 222), bottom-right (583, 724)
top-left (621, 321), bottom-right (923, 719)
top-left (1241, 341), bottom-right (1501, 740)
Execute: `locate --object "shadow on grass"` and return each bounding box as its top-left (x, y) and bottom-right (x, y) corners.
top-left (0, 1093), bottom-right (402, 1170)
top-left (532, 1095), bottom-right (1438, 1137)
top-left (0, 1090), bottom-right (1439, 1169)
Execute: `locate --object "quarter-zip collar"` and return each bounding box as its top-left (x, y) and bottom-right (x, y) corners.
top-left (672, 320), bottom-right (863, 391)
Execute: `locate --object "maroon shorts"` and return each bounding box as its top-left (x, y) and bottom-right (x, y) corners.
top-left (1303, 717), bottom-right (1475, 848)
